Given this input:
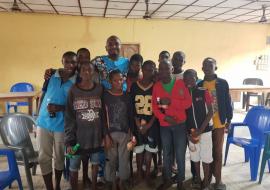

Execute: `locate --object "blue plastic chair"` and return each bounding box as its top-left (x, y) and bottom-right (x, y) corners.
top-left (258, 131), bottom-right (270, 184)
top-left (0, 148), bottom-right (23, 190)
top-left (6, 82), bottom-right (34, 113)
top-left (224, 106), bottom-right (270, 181)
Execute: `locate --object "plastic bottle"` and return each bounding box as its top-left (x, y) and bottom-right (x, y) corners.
top-left (66, 144), bottom-right (80, 159)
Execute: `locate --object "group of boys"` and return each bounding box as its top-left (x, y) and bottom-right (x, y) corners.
top-left (36, 35), bottom-right (233, 190)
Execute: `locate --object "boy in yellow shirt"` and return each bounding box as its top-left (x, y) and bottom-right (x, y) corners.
top-left (197, 57), bottom-right (233, 190)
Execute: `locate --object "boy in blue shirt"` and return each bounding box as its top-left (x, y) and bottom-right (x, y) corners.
top-left (37, 51), bottom-right (77, 190)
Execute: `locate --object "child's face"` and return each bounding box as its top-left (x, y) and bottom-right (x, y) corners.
top-left (129, 61), bottom-right (141, 74)
top-left (106, 37), bottom-right (121, 57)
top-left (142, 64), bottom-right (155, 80)
top-left (110, 73), bottom-right (123, 91)
top-left (158, 62), bottom-right (172, 82)
top-left (62, 55), bottom-right (77, 75)
top-left (172, 54), bottom-right (185, 70)
top-left (184, 75), bottom-right (196, 89)
top-left (159, 53), bottom-right (170, 63)
top-left (202, 61), bottom-right (216, 76)
top-left (80, 64), bottom-right (94, 82)
top-left (77, 51), bottom-right (90, 64)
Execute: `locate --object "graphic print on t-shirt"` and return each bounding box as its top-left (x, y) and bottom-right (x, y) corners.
top-left (73, 98), bottom-right (102, 123)
top-left (210, 89), bottom-right (218, 113)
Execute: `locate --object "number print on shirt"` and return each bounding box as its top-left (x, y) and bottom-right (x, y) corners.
top-left (135, 95), bottom-right (152, 115)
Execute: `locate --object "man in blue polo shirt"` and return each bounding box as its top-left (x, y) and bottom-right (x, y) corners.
top-left (92, 35), bottom-right (129, 91)
top-left (37, 51), bottom-right (77, 190)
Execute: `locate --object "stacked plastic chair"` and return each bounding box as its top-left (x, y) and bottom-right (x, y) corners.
top-left (0, 113), bottom-right (38, 190)
top-left (0, 148), bottom-right (23, 190)
top-left (224, 106), bottom-right (270, 181)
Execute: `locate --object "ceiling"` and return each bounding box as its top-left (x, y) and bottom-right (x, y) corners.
top-left (0, 0), bottom-right (270, 23)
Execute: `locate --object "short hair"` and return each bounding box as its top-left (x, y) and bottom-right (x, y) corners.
top-left (77, 62), bottom-right (94, 83)
top-left (173, 51), bottom-right (185, 59)
top-left (159, 60), bottom-right (172, 68)
top-left (106, 35), bottom-right (121, 44)
top-left (77, 48), bottom-right (90, 55)
top-left (142, 60), bottom-right (155, 69)
top-left (62, 51), bottom-right (76, 58)
top-left (79, 61), bottom-right (94, 71)
top-left (203, 57), bottom-right (217, 65)
top-left (109, 69), bottom-right (122, 81)
top-left (183, 69), bottom-right (198, 79)
top-left (130, 54), bottom-right (143, 64)
top-left (159, 50), bottom-right (170, 58)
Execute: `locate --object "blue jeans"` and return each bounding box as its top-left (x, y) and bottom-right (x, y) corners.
top-left (69, 152), bottom-right (99, 172)
top-left (98, 148), bottom-right (105, 178)
top-left (160, 123), bottom-right (187, 182)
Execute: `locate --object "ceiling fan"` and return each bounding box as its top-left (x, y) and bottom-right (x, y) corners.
top-left (11, 0), bottom-right (21, 12)
top-left (143, 0), bottom-right (151, 20)
top-left (259, 5), bottom-right (267, 23)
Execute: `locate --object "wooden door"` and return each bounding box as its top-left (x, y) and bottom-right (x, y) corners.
top-left (121, 44), bottom-right (140, 59)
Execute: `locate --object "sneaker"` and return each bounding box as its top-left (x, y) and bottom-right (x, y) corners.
top-left (171, 174), bottom-right (178, 184)
top-left (177, 181), bottom-right (185, 190)
top-left (97, 176), bottom-right (106, 184)
top-left (83, 177), bottom-right (92, 189)
top-left (214, 183), bottom-right (226, 190)
top-left (156, 180), bottom-right (172, 190)
top-left (210, 182), bottom-right (226, 190)
top-left (202, 187), bottom-right (210, 190)
top-left (191, 177), bottom-right (201, 189)
top-left (97, 176), bottom-right (106, 188)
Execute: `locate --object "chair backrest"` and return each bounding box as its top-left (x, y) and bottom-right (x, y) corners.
top-left (243, 78), bottom-right (263, 86)
top-left (0, 113), bottom-right (36, 159)
top-left (244, 106), bottom-right (270, 144)
top-left (0, 148), bottom-right (20, 174)
top-left (10, 82), bottom-right (34, 93)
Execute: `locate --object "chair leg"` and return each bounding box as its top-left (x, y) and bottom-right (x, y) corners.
top-left (14, 106), bottom-right (18, 113)
top-left (246, 95), bottom-right (250, 112)
top-left (17, 177), bottom-right (23, 190)
top-left (6, 104), bottom-right (10, 114)
top-left (244, 148), bottom-right (249, 162)
top-left (24, 164), bottom-right (34, 190)
top-left (242, 93), bottom-right (246, 109)
top-left (268, 160), bottom-right (270, 173)
top-left (224, 141), bottom-right (230, 166)
top-left (32, 164), bottom-right (37, 176)
top-left (261, 93), bottom-right (265, 105)
top-left (250, 147), bottom-right (261, 181)
top-left (259, 153), bottom-right (267, 184)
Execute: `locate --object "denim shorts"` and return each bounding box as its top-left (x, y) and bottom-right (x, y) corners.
top-left (69, 152), bottom-right (99, 172)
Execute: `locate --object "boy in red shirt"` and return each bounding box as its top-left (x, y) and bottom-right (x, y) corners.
top-left (152, 60), bottom-right (192, 190)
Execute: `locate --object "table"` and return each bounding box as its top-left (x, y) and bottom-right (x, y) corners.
top-left (0, 91), bottom-right (41, 115)
top-left (230, 86), bottom-right (270, 102)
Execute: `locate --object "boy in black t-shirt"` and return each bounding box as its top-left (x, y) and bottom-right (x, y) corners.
top-left (65, 62), bottom-right (104, 190)
top-left (183, 69), bottom-right (214, 190)
top-left (130, 60), bottom-right (157, 187)
top-left (103, 70), bottom-right (134, 190)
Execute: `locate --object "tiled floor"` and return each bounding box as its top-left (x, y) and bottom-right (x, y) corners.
top-left (1, 110), bottom-right (270, 189)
